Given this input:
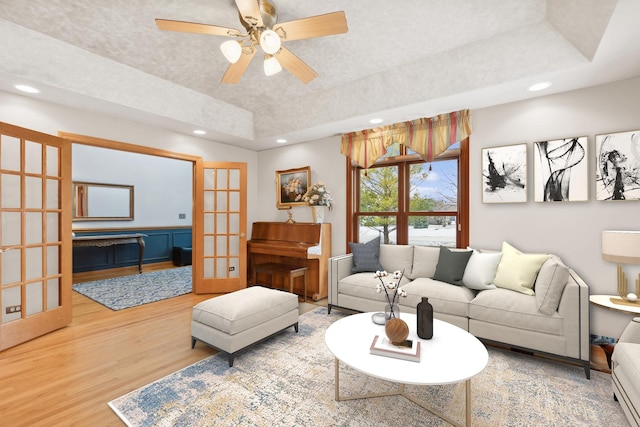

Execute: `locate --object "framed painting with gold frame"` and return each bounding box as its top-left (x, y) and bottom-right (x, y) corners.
top-left (276, 166), bottom-right (310, 208)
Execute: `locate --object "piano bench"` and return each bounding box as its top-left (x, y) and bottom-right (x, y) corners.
top-left (253, 262), bottom-right (308, 301)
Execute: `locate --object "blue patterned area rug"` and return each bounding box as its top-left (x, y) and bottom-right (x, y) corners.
top-left (108, 307), bottom-right (626, 426)
top-left (72, 266), bottom-right (192, 310)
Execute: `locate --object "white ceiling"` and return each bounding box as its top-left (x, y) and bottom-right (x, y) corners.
top-left (1, 0), bottom-right (639, 151)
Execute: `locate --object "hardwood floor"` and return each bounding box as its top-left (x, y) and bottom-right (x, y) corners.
top-left (0, 272), bottom-right (326, 426)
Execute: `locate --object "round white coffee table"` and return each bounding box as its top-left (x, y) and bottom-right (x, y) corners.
top-left (325, 312), bottom-right (488, 427)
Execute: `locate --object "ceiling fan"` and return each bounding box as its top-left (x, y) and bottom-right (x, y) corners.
top-left (155, 0), bottom-right (348, 84)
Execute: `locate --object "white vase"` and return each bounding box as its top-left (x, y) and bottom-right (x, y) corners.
top-left (311, 206), bottom-right (325, 223)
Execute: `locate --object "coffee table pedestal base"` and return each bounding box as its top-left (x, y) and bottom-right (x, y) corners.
top-left (334, 358), bottom-right (472, 427)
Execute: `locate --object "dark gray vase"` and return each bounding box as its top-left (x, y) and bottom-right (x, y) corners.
top-left (417, 297), bottom-right (433, 339)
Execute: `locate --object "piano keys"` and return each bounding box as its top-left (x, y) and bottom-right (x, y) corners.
top-left (248, 222), bottom-right (331, 301)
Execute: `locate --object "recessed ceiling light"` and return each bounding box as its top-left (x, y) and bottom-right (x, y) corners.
top-left (276, 138), bottom-right (287, 143)
top-left (193, 130), bottom-right (206, 135)
top-left (528, 82), bottom-right (552, 92)
top-left (369, 118), bottom-right (383, 124)
top-left (15, 84), bottom-right (40, 94)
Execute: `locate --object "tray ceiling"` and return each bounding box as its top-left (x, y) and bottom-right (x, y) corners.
top-left (0, 0), bottom-right (638, 150)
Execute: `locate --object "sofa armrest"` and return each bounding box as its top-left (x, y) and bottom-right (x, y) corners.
top-left (619, 317), bottom-right (640, 344)
top-left (328, 254), bottom-right (354, 306)
top-left (557, 269), bottom-right (590, 361)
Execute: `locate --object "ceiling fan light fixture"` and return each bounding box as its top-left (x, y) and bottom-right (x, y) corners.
top-left (264, 55), bottom-right (282, 76)
top-left (220, 39), bottom-right (242, 63)
top-left (259, 29), bottom-right (281, 54)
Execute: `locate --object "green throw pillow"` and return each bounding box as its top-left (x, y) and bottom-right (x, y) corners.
top-left (349, 237), bottom-right (383, 273)
top-left (433, 246), bottom-right (473, 286)
top-left (493, 242), bottom-right (550, 295)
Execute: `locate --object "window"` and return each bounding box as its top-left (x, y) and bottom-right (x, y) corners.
top-left (348, 139), bottom-right (469, 248)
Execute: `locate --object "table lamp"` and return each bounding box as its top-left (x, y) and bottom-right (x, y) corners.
top-left (602, 230), bottom-right (640, 303)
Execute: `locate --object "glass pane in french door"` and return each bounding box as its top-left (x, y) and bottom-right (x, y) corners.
top-left (0, 122), bottom-right (71, 351)
top-left (202, 167), bottom-right (237, 280)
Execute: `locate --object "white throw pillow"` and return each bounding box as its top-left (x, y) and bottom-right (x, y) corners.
top-left (462, 250), bottom-right (502, 290)
top-left (492, 242), bottom-right (550, 295)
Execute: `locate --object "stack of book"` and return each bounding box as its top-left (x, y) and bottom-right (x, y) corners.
top-left (369, 335), bottom-right (421, 362)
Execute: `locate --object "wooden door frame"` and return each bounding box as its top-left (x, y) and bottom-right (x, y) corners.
top-left (58, 132), bottom-right (202, 279)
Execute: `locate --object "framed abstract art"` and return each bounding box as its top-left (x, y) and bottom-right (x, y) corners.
top-left (533, 137), bottom-right (588, 202)
top-left (481, 143), bottom-right (527, 203)
top-left (595, 130), bottom-right (640, 201)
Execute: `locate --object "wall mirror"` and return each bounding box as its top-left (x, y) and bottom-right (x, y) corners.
top-left (73, 182), bottom-right (134, 221)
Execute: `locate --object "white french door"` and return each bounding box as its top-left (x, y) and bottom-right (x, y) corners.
top-left (193, 161), bottom-right (247, 294)
top-left (0, 122), bottom-right (72, 351)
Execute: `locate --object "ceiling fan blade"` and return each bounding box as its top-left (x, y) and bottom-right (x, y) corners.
top-left (273, 11), bottom-right (347, 41)
top-left (155, 19), bottom-right (239, 37)
top-left (221, 49), bottom-right (257, 84)
top-left (235, 0), bottom-right (264, 28)
top-left (276, 47), bottom-right (318, 84)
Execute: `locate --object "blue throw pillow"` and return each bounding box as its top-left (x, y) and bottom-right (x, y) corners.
top-left (349, 237), bottom-right (383, 273)
top-left (433, 246), bottom-right (473, 286)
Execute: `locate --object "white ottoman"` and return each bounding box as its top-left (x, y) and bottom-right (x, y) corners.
top-left (191, 286), bottom-right (299, 366)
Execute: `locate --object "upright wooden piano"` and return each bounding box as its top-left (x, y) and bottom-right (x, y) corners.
top-left (247, 222), bottom-right (331, 301)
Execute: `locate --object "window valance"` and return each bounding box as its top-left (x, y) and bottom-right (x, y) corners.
top-left (340, 109), bottom-right (471, 169)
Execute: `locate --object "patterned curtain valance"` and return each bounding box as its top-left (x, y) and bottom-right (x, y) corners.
top-left (340, 109), bottom-right (471, 169)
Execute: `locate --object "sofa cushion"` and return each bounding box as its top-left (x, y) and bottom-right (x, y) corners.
top-left (535, 256), bottom-right (570, 315)
top-left (379, 244), bottom-right (414, 277)
top-left (493, 242), bottom-right (550, 295)
top-left (433, 246), bottom-right (472, 286)
top-left (402, 278), bottom-right (476, 317)
top-left (462, 249), bottom-right (501, 290)
top-left (409, 246), bottom-right (440, 279)
top-left (349, 237), bottom-right (383, 273)
top-left (338, 272), bottom-right (411, 304)
top-left (469, 288), bottom-right (564, 336)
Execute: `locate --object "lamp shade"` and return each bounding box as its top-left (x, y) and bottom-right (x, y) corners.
top-left (220, 40), bottom-right (242, 64)
top-left (263, 56), bottom-right (282, 76)
top-left (602, 230), bottom-right (640, 264)
top-left (259, 29), bottom-right (281, 55)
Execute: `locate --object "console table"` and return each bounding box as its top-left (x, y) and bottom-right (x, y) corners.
top-left (72, 233), bottom-right (147, 273)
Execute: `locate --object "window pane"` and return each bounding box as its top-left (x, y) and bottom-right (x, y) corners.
top-left (359, 166), bottom-right (398, 212)
top-left (410, 160), bottom-right (458, 212)
top-left (408, 216), bottom-right (456, 247)
top-left (358, 215), bottom-right (397, 244)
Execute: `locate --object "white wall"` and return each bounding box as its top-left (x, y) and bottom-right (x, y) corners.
top-left (257, 137), bottom-right (345, 257)
top-left (4, 76), bottom-right (639, 338)
top-left (0, 89), bottom-right (260, 231)
top-left (72, 144), bottom-right (193, 228)
top-left (470, 76), bottom-right (640, 338)
top-left (258, 76), bottom-right (640, 338)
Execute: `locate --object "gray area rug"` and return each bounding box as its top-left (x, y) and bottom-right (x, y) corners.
top-left (72, 266), bottom-right (192, 310)
top-left (109, 307), bottom-right (626, 426)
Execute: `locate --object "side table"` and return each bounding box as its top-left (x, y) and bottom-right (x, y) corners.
top-left (589, 294), bottom-right (640, 315)
top-left (589, 294), bottom-right (640, 373)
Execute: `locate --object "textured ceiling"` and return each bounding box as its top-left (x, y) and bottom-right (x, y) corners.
top-left (0, 0), bottom-right (638, 151)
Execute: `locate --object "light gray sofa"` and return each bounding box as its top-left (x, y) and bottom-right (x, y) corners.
top-left (612, 317), bottom-right (640, 426)
top-left (328, 243), bottom-right (591, 378)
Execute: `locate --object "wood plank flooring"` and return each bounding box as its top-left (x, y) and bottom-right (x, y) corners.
top-left (0, 271), bottom-right (326, 426)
